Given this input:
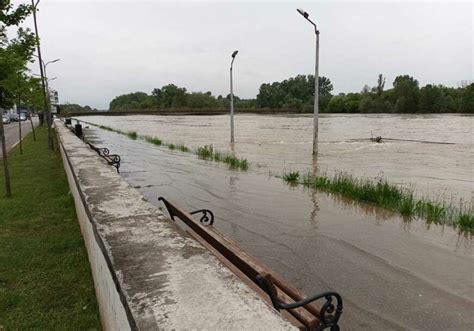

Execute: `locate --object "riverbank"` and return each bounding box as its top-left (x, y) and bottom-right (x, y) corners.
top-left (0, 128), bottom-right (100, 329)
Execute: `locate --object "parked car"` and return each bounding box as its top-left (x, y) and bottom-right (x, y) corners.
top-left (19, 113), bottom-right (27, 121)
top-left (2, 115), bottom-right (10, 124)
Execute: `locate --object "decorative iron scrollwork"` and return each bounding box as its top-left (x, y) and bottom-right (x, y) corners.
top-left (190, 209), bottom-right (215, 225)
top-left (158, 197), bottom-right (215, 226)
top-left (86, 142), bottom-right (121, 173)
top-left (256, 274), bottom-right (343, 331)
top-left (98, 147), bottom-right (110, 156)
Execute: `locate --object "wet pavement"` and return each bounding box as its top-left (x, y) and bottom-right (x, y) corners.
top-left (83, 120), bottom-right (474, 330)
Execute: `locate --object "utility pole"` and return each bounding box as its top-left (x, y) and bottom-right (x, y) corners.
top-left (297, 8), bottom-right (320, 155)
top-left (31, 0), bottom-right (53, 150)
top-left (230, 50), bottom-right (238, 144)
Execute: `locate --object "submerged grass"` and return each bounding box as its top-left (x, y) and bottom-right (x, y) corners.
top-left (223, 154), bottom-right (249, 170)
top-left (144, 135), bottom-right (162, 146)
top-left (195, 145), bottom-right (248, 170)
top-left (457, 214), bottom-right (474, 233)
top-left (127, 131), bottom-right (138, 140)
top-left (196, 145), bottom-right (214, 159)
top-left (177, 143), bottom-right (189, 152)
top-left (78, 119), bottom-right (250, 171)
top-left (78, 121), bottom-right (249, 170)
top-left (282, 171), bottom-right (300, 183)
top-left (283, 170), bottom-right (474, 234)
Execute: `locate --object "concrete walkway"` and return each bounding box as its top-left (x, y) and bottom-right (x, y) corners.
top-left (55, 121), bottom-right (296, 330)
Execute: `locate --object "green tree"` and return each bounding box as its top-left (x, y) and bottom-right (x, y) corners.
top-left (392, 75), bottom-right (419, 113)
top-left (459, 83), bottom-right (474, 113)
top-left (1, 0), bottom-right (35, 197)
top-left (109, 92), bottom-right (151, 110)
top-left (376, 74), bottom-right (385, 97)
top-left (60, 103), bottom-right (98, 113)
top-left (160, 84), bottom-right (187, 108)
top-left (185, 92), bottom-right (218, 109)
top-left (151, 87), bottom-right (162, 106)
top-left (326, 94), bottom-right (347, 113)
top-left (256, 75), bottom-right (333, 110)
top-left (418, 84), bottom-right (453, 113)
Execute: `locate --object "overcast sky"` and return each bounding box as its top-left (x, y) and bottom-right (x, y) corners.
top-left (11, 0), bottom-right (474, 109)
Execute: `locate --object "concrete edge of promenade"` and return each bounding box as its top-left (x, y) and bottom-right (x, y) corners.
top-left (54, 120), bottom-right (296, 330)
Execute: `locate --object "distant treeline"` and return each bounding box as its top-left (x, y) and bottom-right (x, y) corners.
top-left (108, 75), bottom-right (473, 113)
top-left (60, 103), bottom-right (98, 113)
top-left (109, 85), bottom-right (257, 111)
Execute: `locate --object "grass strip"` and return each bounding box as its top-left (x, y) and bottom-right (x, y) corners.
top-left (0, 127), bottom-right (100, 329)
top-left (144, 135), bottom-right (162, 146)
top-left (126, 131), bottom-right (138, 140)
top-left (196, 145), bottom-right (248, 170)
top-left (78, 120), bottom-right (249, 171)
top-left (281, 170), bottom-right (473, 234)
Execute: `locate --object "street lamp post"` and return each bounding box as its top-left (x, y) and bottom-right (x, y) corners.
top-left (297, 8), bottom-right (320, 156)
top-left (43, 60), bottom-right (59, 119)
top-left (230, 50), bottom-right (238, 144)
top-left (33, 56), bottom-right (60, 126)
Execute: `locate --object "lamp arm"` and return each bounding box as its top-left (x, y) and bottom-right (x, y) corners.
top-left (305, 17), bottom-right (318, 34)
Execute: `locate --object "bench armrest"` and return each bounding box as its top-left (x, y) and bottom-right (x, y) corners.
top-left (256, 274), bottom-right (343, 330)
top-left (190, 209), bottom-right (215, 225)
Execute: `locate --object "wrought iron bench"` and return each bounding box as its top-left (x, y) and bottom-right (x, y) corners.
top-left (158, 197), bottom-right (343, 331)
top-left (87, 142), bottom-right (121, 173)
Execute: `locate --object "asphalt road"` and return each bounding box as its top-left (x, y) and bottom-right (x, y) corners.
top-left (1, 117), bottom-right (39, 154)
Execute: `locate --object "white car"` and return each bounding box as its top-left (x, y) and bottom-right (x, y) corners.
top-left (2, 115), bottom-right (10, 124)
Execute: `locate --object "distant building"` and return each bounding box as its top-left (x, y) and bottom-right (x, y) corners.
top-left (49, 89), bottom-right (59, 114)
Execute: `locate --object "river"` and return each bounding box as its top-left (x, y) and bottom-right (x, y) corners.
top-left (78, 113), bottom-right (473, 330)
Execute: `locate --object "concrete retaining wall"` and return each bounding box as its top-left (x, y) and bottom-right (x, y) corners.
top-left (55, 121), bottom-right (296, 330)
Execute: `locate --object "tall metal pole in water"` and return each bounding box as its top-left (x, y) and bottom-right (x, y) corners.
top-left (297, 8), bottom-right (320, 155)
top-left (230, 50), bottom-right (238, 144)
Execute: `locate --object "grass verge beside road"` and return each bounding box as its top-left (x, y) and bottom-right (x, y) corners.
top-left (0, 127), bottom-right (100, 329)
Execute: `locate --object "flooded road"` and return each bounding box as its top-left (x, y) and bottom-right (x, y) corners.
top-left (83, 117), bottom-right (474, 330)
top-left (79, 113), bottom-right (473, 202)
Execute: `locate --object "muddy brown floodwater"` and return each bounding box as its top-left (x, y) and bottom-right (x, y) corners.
top-left (80, 114), bottom-right (473, 330)
top-left (80, 113), bottom-right (473, 202)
